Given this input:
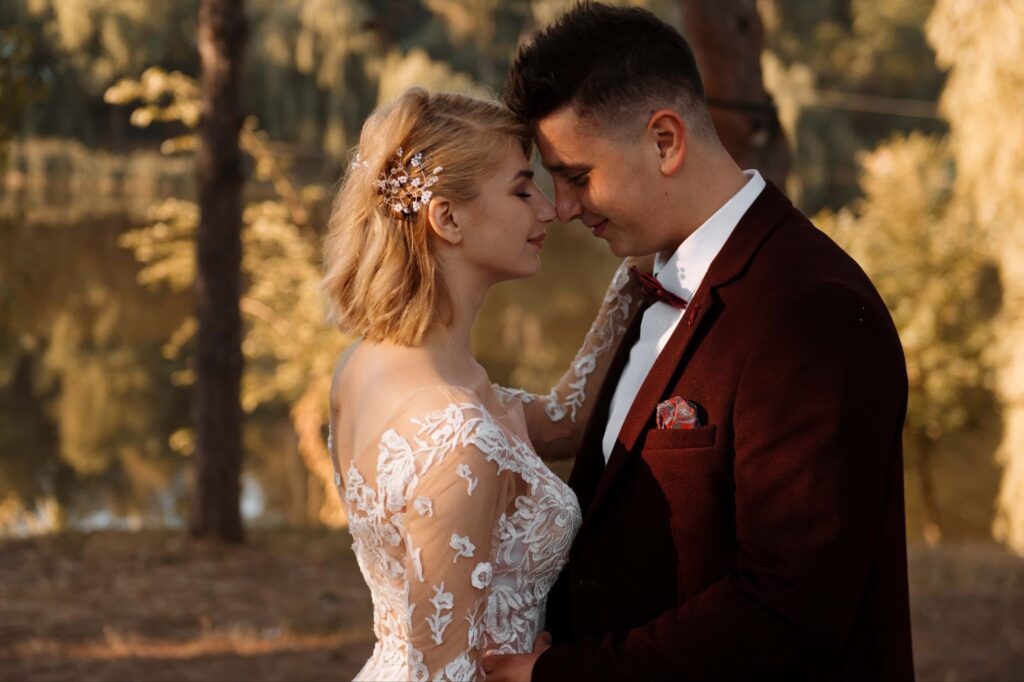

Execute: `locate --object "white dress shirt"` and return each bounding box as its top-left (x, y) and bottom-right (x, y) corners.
top-left (601, 170), bottom-right (766, 462)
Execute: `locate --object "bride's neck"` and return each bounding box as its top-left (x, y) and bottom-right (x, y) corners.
top-left (418, 275), bottom-right (489, 375)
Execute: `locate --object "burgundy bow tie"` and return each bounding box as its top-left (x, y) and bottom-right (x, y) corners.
top-left (629, 266), bottom-right (688, 310)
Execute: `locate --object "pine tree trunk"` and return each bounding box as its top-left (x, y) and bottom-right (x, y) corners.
top-left (191, 0), bottom-right (247, 543)
top-left (680, 0), bottom-right (790, 187)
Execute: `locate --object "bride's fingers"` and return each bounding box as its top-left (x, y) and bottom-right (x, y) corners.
top-left (532, 631), bottom-right (552, 651)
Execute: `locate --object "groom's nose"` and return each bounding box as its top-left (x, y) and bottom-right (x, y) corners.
top-left (555, 187), bottom-right (582, 224)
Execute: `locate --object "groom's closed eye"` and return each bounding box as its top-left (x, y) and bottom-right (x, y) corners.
top-left (567, 172), bottom-right (589, 188)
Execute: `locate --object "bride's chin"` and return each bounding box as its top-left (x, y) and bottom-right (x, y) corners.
top-left (498, 260), bottom-right (542, 282)
top-left (520, 261), bottom-right (542, 279)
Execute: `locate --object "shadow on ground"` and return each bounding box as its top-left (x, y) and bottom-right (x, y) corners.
top-left (1, 530), bottom-right (1022, 681)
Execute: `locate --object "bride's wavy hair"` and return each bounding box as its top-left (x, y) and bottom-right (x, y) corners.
top-left (321, 88), bottom-right (531, 346)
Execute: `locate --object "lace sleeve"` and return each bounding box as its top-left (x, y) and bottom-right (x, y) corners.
top-left (494, 258), bottom-right (648, 460)
top-left (396, 399), bottom-right (515, 681)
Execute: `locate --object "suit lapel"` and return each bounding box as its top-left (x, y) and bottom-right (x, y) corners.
top-left (580, 182), bottom-right (794, 526)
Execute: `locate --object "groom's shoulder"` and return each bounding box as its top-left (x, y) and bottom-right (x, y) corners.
top-left (732, 205), bottom-right (898, 344)
top-left (753, 205), bottom-right (882, 301)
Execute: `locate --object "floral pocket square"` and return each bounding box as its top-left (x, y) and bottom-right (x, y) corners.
top-left (656, 396), bottom-right (702, 430)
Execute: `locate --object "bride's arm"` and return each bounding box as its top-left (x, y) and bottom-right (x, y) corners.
top-left (495, 257), bottom-right (651, 461)
top-left (401, 438), bottom-right (513, 679)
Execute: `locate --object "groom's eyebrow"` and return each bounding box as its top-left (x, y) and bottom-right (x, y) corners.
top-left (543, 161), bottom-right (589, 176)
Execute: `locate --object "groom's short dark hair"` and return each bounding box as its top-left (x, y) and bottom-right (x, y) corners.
top-left (503, 1), bottom-right (714, 137)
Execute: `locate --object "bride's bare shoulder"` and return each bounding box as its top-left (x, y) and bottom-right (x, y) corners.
top-left (331, 341), bottom-right (457, 415)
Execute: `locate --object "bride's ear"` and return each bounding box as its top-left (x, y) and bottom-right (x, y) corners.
top-left (426, 197), bottom-right (462, 245)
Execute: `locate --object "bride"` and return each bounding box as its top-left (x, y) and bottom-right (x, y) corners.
top-left (321, 87), bottom-right (644, 681)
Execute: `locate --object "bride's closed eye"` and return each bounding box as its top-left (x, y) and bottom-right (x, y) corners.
top-left (514, 182), bottom-right (535, 199)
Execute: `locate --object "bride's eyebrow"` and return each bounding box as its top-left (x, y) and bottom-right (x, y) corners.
top-left (510, 169), bottom-right (535, 182)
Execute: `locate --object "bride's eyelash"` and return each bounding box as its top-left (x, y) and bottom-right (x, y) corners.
top-left (515, 190), bottom-right (532, 199)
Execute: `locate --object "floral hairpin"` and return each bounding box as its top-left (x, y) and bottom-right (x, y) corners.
top-left (374, 147), bottom-right (443, 217)
top-left (350, 153), bottom-right (370, 171)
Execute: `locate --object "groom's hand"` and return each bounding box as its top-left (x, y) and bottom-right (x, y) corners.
top-left (481, 631), bottom-right (551, 681)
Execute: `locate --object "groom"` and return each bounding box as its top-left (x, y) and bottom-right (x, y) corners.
top-left (485, 3), bottom-right (914, 681)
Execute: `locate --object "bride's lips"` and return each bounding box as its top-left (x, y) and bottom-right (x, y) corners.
top-left (587, 219), bottom-right (608, 237)
top-left (527, 234), bottom-right (546, 248)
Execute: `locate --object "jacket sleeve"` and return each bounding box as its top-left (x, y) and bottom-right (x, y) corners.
top-left (533, 283), bottom-right (909, 681)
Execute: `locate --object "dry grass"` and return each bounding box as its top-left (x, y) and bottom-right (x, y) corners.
top-left (1, 530), bottom-right (1022, 681)
top-left (0, 528), bottom-right (374, 681)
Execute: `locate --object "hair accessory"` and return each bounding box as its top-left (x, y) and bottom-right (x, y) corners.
top-left (350, 152), bottom-right (370, 170)
top-left (374, 147), bottom-right (443, 217)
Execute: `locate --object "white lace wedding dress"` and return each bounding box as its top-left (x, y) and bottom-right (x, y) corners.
top-left (327, 263), bottom-right (642, 681)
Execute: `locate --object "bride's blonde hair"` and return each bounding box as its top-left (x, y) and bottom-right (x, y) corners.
top-left (321, 88), bottom-right (531, 346)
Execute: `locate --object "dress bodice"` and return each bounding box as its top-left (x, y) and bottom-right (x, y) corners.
top-left (328, 384), bottom-right (581, 682)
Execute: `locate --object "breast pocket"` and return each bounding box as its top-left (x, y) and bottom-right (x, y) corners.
top-left (641, 424), bottom-right (717, 451)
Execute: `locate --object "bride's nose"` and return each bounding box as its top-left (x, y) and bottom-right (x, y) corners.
top-left (536, 196), bottom-right (556, 223)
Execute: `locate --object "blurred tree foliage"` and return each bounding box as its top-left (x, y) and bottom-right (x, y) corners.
top-left (0, 0), bottom-right (672, 529)
top-left (0, 211), bottom-right (193, 529)
top-left (0, 0), bottom-right (685, 157)
top-left (819, 134), bottom-right (999, 544)
top-left (109, 68), bottom-right (349, 526)
top-left (762, 0), bottom-right (947, 214)
top-left (0, 27), bottom-right (46, 165)
top-left (0, 0), bottom-right (499, 157)
top-left (1, 0), bottom-right (1018, 545)
top-left (927, 0), bottom-right (1024, 553)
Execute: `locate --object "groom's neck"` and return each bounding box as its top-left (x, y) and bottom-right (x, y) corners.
top-left (670, 147), bottom-right (749, 245)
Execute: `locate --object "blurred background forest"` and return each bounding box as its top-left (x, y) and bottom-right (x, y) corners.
top-left (1, 0), bottom-right (1023, 679)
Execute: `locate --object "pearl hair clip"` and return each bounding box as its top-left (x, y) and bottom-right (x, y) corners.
top-left (352, 148), bottom-right (443, 217)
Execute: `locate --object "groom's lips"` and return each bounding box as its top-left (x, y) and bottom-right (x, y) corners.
top-left (587, 219), bottom-right (608, 237)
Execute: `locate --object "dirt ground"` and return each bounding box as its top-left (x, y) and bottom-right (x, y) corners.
top-left (1, 529), bottom-right (1022, 681)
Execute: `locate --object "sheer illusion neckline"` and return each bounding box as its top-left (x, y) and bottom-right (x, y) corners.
top-left (337, 380), bottom-right (521, 464)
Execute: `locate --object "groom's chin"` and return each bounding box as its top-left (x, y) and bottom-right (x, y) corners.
top-left (604, 239), bottom-right (635, 259)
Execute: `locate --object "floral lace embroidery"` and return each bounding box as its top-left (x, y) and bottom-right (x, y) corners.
top-left (414, 496), bottom-right (434, 516)
top-left (471, 562), bottom-right (492, 589)
top-left (408, 647), bottom-right (429, 682)
top-left (435, 652), bottom-right (476, 682)
top-left (456, 463), bottom-right (478, 495)
top-left (427, 583), bottom-right (454, 645)
top-left (332, 398), bottom-right (582, 681)
top-left (450, 534), bottom-right (476, 561)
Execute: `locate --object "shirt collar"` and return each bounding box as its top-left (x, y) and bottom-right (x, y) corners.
top-left (654, 169), bottom-right (766, 301)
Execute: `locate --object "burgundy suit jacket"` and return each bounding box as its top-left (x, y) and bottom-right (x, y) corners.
top-left (534, 183), bottom-right (914, 681)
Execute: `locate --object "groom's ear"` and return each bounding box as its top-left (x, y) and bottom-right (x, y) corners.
top-left (426, 197), bottom-right (463, 246)
top-left (647, 109), bottom-right (687, 176)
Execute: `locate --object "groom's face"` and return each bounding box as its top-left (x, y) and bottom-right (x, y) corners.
top-left (535, 106), bottom-right (666, 258)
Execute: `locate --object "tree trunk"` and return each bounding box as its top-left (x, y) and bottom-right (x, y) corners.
top-left (191, 0), bottom-right (247, 543)
top-left (680, 0), bottom-right (790, 187)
